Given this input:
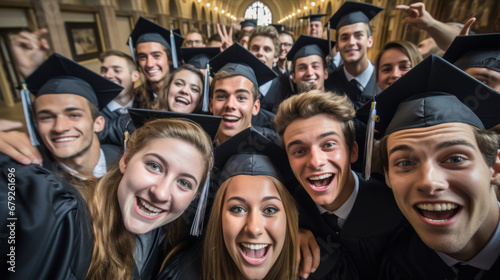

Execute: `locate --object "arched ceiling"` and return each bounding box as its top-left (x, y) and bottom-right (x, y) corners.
top-left (194, 0), bottom-right (327, 24)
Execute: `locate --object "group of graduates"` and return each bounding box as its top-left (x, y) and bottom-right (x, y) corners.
top-left (1, 0), bottom-right (500, 279)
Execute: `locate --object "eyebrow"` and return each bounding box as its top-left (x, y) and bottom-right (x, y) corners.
top-left (435, 139), bottom-right (475, 151)
top-left (36, 107), bottom-right (86, 115)
top-left (214, 88), bottom-right (251, 94)
top-left (147, 153), bottom-right (199, 185)
top-left (226, 196), bottom-right (282, 203)
top-left (286, 131), bottom-right (340, 151)
top-left (388, 144), bottom-right (413, 157)
top-left (388, 140), bottom-right (475, 157)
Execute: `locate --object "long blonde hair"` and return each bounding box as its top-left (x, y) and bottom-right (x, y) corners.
top-left (203, 175), bottom-right (299, 280)
top-left (86, 118), bottom-right (213, 279)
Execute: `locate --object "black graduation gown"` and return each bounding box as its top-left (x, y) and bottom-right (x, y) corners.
top-left (0, 154), bottom-right (93, 280)
top-left (295, 173), bottom-right (405, 279)
top-left (379, 227), bottom-right (500, 280)
top-left (325, 66), bottom-right (376, 110)
top-left (156, 236), bottom-right (203, 280)
top-left (259, 75), bottom-right (294, 114)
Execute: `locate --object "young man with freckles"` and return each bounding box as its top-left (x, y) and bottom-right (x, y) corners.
top-left (361, 54), bottom-right (500, 279)
top-left (274, 90), bottom-right (404, 279)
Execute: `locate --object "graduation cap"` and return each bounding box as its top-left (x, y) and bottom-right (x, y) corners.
top-left (327, 1), bottom-right (383, 30)
top-left (357, 54), bottom-right (500, 136)
top-left (442, 34), bottom-right (500, 72)
top-left (299, 14), bottom-right (327, 22)
top-left (213, 127), bottom-right (296, 192)
top-left (25, 53), bottom-right (123, 110)
top-left (181, 47), bottom-right (220, 69)
top-left (128, 17), bottom-right (184, 68)
top-left (209, 43), bottom-right (278, 87)
top-left (270, 24), bottom-right (285, 32)
top-left (127, 108), bottom-right (222, 141)
top-left (240, 19), bottom-right (258, 28)
top-left (286, 35), bottom-right (334, 61)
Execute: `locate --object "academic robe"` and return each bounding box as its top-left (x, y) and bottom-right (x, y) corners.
top-left (0, 154), bottom-right (164, 280)
top-left (0, 154), bottom-right (93, 280)
top-left (295, 172), bottom-right (405, 279)
top-left (379, 227), bottom-right (500, 280)
top-left (259, 75), bottom-right (294, 114)
top-left (325, 67), bottom-right (377, 110)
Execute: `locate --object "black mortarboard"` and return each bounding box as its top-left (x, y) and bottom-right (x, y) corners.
top-left (213, 127), bottom-right (295, 190)
top-left (25, 53), bottom-right (123, 110)
top-left (128, 17), bottom-right (184, 67)
top-left (327, 1), bottom-right (383, 30)
top-left (357, 55), bottom-right (500, 136)
top-left (270, 24), bottom-right (285, 32)
top-left (299, 14), bottom-right (327, 22)
top-left (442, 34), bottom-right (500, 72)
top-left (240, 19), bottom-right (258, 28)
top-left (181, 47), bottom-right (220, 69)
top-left (209, 43), bottom-right (278, 87)
top-left (173, 29), bottom-right (181, 36)
top-left (286, 35), bottom-right (334, 61)
top-left (127, 108), bottom-right (222, 141)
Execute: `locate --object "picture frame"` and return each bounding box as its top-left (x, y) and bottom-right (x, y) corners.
top-left (65, 22), bottom-right (102, 61)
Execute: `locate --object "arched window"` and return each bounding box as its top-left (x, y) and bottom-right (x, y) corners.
top-left (244, 1), bottom-right (272, 26)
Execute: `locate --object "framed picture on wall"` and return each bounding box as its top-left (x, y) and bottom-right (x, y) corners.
top-left (65, 22), bottom-right (103, 61)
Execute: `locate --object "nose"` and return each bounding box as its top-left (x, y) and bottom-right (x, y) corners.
top-left (256, 48), bottom-right (264, 57)
top-left (53, 115), bottom-right (70, 133)
top-left (390, 67), bottom-right (402, 80)
top-left (146, 56), bottom-right (155, 68)
top-left (245, 210), bottom-right (264, 237)
top-left (305, 65), bottom-right (314, 76)
top-left (307, 146), bottom-right (326, 170)
top-left (415, 161), bottom-right (448, 195)
top-left (149, 178), bottom-right (172, 202)
top-left (224, 95), bottom-right (237, 110)
top-left (348, 35), bottom-right (356, 45)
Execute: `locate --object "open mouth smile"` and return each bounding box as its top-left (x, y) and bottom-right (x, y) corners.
top-left (307, 173), bottom-right (334, 191)
top-left (136, 197), bottom-right (166, 218)
top-left (238, 242), bottom-right (271, 265)
top-left (415, 203), bottom-right (460, 222)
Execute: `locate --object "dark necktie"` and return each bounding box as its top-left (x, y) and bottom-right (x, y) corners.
top-left (455, 264), bottom-right (480, 280)
top-left (322, 212), bottom-right (341, 234)
top-left (348, 79), bottom-right (362, 104)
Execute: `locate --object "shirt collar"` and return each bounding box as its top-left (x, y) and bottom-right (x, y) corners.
top-left (59, 148), bottom-right (107, 179)
top-left (316, 170), bottom-right (359, 227)
top-left (343, 62), bottom-right (374, 90)
top-left (106, 99), bottom-right (134, 114)
top-left (259, 79), bottom-right (274, 97)
top-left (436, 202), bottom-right (500, 271)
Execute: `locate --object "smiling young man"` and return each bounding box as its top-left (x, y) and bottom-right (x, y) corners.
top-left (209, 43), bottom-right (278, 145)
top-left (286, 35), bottom-right (332, 94)
top-left (274, 90), bottom-right (404, 279)
top-left (360, 55), bottom-right (500, 279)
top-left (246, 26), bottom-right (293, 115)
top-left (13, 53), bottom-right (123, 178)
top-left (128, 17), bottom-right (183, 108)
top-left (325, 1), bottom-right (383, 110)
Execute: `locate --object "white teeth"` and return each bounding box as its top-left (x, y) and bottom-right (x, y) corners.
top-left (175, 97), bottom-right (189, 104)
top-left (54, 137), bottom-right (77, 142)
top-left (241, 243), bottom-right (268, 250)
top-left (309, 173), bottom-right (333, 180)
top-left (223, 116), bottom-right (239, 121)
top-left (139, 198), bottom-right (162, 216)
top-left (147, 69), bottom-right (159, 74)
top-left (416, 203), bottom-right (458, 211)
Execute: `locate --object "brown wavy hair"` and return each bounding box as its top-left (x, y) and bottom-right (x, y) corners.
top-left (86, 118), bottom-right (213, 279)
top-left (153, 64), bottom-right (204, 113)
top-left (203, 175), bottom-right (299, 280)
